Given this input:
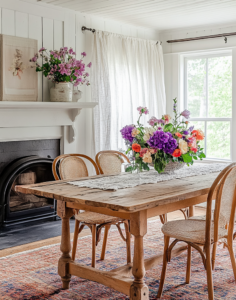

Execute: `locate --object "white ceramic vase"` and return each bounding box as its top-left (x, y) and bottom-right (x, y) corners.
top-left (50, 82), bottom-right (72, 102)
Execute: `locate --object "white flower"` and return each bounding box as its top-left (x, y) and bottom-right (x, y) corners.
top-left (179, 139), bottom-right (188, 154)
top-left (143, 127), bottom-right (155, 141)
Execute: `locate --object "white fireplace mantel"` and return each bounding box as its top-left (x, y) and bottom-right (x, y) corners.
top-left (0, 102), bottom-right (97, 153)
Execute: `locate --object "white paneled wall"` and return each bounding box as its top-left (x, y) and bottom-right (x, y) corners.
top-left (0, 0), bottom-right (159, 156)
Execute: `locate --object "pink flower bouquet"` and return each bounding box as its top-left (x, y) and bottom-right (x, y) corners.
top-left (30, 47), bottom-right (92, 86)
top-left (120, 98), bottom-right (206, 173)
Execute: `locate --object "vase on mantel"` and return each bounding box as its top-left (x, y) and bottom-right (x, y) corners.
top-left (50, 82), bottom-right (72, 102)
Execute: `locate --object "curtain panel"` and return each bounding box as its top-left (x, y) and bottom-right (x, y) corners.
top-left (91, 31), bottom-right (166, 153)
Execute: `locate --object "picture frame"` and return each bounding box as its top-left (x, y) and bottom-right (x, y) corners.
top-left (0, 35), bottom-right (38, 101)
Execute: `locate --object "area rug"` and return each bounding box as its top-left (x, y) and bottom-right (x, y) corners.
top-left (1, 219), bottom-right (236, 300)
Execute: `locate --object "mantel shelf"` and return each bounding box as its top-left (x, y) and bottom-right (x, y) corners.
top-left (0, 101), bottom-right (98, 144)
top-left (0, 101), bottom-right (97, 110)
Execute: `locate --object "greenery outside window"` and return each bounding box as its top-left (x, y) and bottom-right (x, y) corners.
top-left (184, 52), bottom-right (232, 161)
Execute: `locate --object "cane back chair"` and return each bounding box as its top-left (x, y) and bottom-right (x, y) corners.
top-left (52, 154), bottom-right (131, 268)
top-left (157, 163), bottom-right (236, 300)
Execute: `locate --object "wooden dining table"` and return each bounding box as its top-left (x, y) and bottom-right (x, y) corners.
top-left (15, 171), bottom-right (219, 300)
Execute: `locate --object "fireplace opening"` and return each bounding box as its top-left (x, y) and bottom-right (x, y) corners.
top-left (0, 156), bottom-right (57, 227)
top-left (0, 139), bottom-right (60, 227)
top-left (10, 166), bottom-right (54, 213)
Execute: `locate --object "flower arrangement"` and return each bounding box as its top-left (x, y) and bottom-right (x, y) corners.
top-left (30, 47), bottom-right (91, 86)
top-left (120, 98), bottom-right (206, 173)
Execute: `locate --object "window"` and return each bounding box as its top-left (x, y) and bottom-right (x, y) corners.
top-left (184, 53), bottom-right (232, 160)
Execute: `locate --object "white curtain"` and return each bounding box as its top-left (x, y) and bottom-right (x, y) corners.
top-left (91, 31), bottom-right (166, 153)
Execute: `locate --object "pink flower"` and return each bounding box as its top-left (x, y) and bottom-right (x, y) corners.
top-left (137, 106), bottom-right (149, 115)
top-left (139, 148), bottom-right (148, 158)
top-left (149, 148), bottom-right (157, 154)
top-left (69, 48), bottom-right (74, 54)
top-left (191, 147), bottom-right (198, 153)
top-left (87, 62), bottom-right (92, 68)
top-left (148, 116), bottom-right (159, 126)
top-left (162, 114), bottom-right (171, 124)
top-left (39, 47), bottom-right (46, 52)
top-left (181, 109), bottom-right (190, 119)
top-left (81, 52), bottom-right (86, 57)
top-left (188, 137), bottom-right (196, 148)
top-left (30, 56), bottom-right (37, 62)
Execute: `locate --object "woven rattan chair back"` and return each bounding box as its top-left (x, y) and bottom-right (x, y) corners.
top-left (206, 163), bottom-right (236, 244)
top-left (95, 150), bottom-right (130, 175)
top-left (52, 154), bottom-right (100, 181)
top-left (60, 157), bottom-right (88, 180)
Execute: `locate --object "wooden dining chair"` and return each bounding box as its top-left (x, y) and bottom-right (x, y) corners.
top-left (95, 150), bottom-right (131, 175)
top-left (52, 154), bottom-right (131, 268)
top-left (157, 163), bottom-right (236, 300)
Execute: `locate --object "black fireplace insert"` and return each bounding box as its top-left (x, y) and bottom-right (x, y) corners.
top-left (0, 156), bottom-right (58, 227)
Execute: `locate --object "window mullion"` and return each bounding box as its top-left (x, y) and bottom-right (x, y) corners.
top-left (206, 58), bottom-right (209, 118)
top-left (204, 121), bottom-right (207, 156)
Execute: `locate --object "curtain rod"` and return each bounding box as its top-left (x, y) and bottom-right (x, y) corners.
top-left (167, 31), bottom-right (236, 43)
top-left (81, 25), bottom-right (161, 44)
top-left (81, 26), bottom-right (96, 33)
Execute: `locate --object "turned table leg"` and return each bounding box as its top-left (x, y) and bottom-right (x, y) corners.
top-left (130, 211), bottom-right (149, 300)
top-left (57, 200), bottom-right (74, 289)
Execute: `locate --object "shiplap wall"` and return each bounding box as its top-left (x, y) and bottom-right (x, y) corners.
top-left (0, 0), bottom-right (159, 156)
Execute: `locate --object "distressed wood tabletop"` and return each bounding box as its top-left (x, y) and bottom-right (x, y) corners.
top-left (15, 172), bottom-right (218, 213)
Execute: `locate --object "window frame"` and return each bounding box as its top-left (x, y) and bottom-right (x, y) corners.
top-left (183, 52), bottom-right (232, 162)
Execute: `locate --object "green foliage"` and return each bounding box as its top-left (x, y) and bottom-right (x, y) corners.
top-left (163, 123), bottom-right (173, 132)
top-left (182, 153), bottom-right (193, 163)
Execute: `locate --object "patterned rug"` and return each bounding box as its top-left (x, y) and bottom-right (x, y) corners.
top-left (1, 219), bottom-right (236, 300)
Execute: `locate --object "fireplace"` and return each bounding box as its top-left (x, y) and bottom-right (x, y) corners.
top-left (0, 139), bottom-right (60, 227)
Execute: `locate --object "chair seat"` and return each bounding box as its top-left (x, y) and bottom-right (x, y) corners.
top-left (162, 219), bottom-right (227, 244)
top-left (75, 211), bottom-right (123, 225)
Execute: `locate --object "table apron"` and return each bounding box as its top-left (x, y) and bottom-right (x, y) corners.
top-left (147, 194), bottom-right (208, 218)
top-left (65, 193), bottom-right (210, 220)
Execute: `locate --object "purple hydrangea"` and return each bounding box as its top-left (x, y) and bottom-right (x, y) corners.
top-left (147, 131), bottom-right (178, 154)
top-left (120, 125), bottom-right (135, 143)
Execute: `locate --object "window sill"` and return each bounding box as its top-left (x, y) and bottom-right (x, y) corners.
top-left (196, 158), bottom-right (231, 164)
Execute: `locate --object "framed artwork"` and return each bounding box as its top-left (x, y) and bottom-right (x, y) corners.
top-left (0, 35), bottom-right (38, 101)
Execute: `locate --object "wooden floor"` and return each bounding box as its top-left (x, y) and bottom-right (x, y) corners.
top-left (0, 207), bottom-right (206, 258)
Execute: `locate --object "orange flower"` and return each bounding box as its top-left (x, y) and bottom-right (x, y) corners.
top-left (175, 132), bottom-right (182, 138)
top-left (172, 149), bottom-right (182, 157)
top-left (132, 143), bottom-right (141, 152)
top-left (192, 129), bottom-right (205, 141)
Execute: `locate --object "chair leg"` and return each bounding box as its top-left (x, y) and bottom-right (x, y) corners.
top-left (124, 221), bottom-right (131, 264)
top-left (159, 214), bottom-right (167, 224)
top-left (212, 242), bottom-right (217, 270)
top-left (91, 224), bottom-right (97, 268)
top-left (72, 220), bottom-right (80, 261)
top-left (157, 235), bottom-right (170, 299)
top-left (227, 237), bottom-right (236, 281)
top-left (186, 245), bottom-right (191, 284)
top-left (205, 244), bottom-right (214, 300)
top-left (100, 224), bottom-right (111, 260)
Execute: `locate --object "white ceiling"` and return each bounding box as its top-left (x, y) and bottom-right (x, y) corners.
top-left (37, 0), bottom-right (236, 31)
